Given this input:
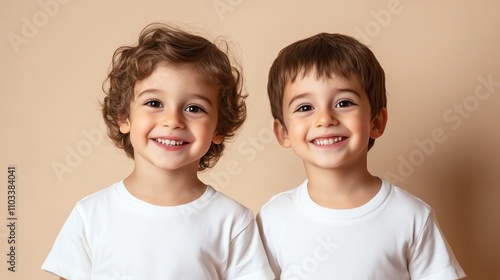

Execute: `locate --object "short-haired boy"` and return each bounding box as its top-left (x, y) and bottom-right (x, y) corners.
top-left (42, 23), bottom-right (274, 279)
top-left (257, 33), bottom-right (466, 279)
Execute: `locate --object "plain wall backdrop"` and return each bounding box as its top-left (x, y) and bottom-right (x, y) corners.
top-left (1, 0), bottom-right (499, 279)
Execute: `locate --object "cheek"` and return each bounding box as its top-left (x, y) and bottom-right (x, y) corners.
top-left (193, 119), bottom-right (218, 137)
top-left (350, 114), bottom-right (372, 136)
top-left (287, 119), bottom-right (308, 139)
top-left (131, 113), bottom-right (156, 130)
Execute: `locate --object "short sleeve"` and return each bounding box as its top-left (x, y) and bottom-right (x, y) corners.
top-left (408, 210), bottom-right (466, 280)
top-left (41, 206), bottom-right (91, 279)
top-left (256, 212), bottom-right (281, 279)
top-left (223, 219), bottom-right (275, 280)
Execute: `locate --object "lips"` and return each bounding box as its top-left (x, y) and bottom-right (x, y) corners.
top-left (312, 136), bottom-right (346, 146)
top-left (155, 138), bottom-right (187, 146)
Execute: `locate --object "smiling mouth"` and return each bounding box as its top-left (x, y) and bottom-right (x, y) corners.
top-left (155, 138), bottom-right (186, 146)
top-left (312, 137), bottom-right (346, 146)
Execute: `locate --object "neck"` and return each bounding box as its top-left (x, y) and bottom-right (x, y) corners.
top-left (124, 162), bottom-right (206, 206)
top-left (304, 164), bottom-right (381, 209)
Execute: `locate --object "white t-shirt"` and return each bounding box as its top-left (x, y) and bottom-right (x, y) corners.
top-left (42, 181), bottom-right (274, 280)
top-left (257, 179), bottom-right (466, 280)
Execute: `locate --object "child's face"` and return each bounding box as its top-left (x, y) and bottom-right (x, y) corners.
top-left (274, 71), bottom-right (386, 172)
top-left (119, 63), bottom-right (223, 172)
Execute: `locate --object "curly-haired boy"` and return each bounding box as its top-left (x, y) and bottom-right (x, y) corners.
top-left (42, 22), bottom-right (274, 280)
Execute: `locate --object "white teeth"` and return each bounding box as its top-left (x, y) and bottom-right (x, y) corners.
top-left (156, 138), bottom-right (185, 146)
top-left (314, 137), bottom-right (344, 145)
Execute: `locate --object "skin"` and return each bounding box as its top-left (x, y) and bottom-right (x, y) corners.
top-left (118, 62), bottom-right (223, 206)
top-left (58, 64), bottom-right (223, 280)
top-left (274, 71), bottom-right (388, 209)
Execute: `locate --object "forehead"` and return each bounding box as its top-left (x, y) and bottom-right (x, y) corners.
top-left (283, 70), bottom-right (364, 98)
top-left (134, 62), bottom-right (218, 96)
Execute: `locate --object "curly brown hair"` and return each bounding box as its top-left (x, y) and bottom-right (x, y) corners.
top-left (267, 33), bottom-right (387, 150)
top-left (102, 23), bottom-right (246, 170)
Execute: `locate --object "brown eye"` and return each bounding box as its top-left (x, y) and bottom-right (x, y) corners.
top-left (295, 105), bottom-right (313, 112)
top-left (185, 105), bottom-right (206, 113)
top-left (336, 100), bottom-right (354, 108)
top-left (145, 100), bottom-right (163, 108)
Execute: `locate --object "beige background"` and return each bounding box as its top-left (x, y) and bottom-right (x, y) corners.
top-left (1, 0), bottom-right (499, 279)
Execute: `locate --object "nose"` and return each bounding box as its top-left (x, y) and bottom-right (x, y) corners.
top-left (161, 110), bottom-right (185, 129)
top-left (314, 108), bottom-right (338, 127)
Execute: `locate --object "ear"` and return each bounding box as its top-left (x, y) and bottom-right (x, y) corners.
top-left (273, 119), bottom-right (291, 148)
top-left (212, 132), bottom-right (224, 145)
top-left (119, 118), bottom-right (131, 134)
top-left (370, 108), bottom-right (388, 139)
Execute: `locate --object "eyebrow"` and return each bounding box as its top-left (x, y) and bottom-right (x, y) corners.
top-left (190, 93), bottom-right (214, 106)
top-left (287, 88), bottom-right (361, 107)
top-left (136, 89), bottom-right (161, 99)
top-left (287, 92), bottom-right (311, 108)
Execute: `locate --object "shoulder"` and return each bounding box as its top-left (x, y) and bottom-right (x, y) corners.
top-left (210, 188), bottom-right (253, 217)
top-left (72, 182), bottom-right (122, 213)
top-left (385, 181), bottom-right (434, 219)
top-left (261, 187), bottom-right (298, 210)
top-left (203, 187), bottom-right (259, 240)
top-left (204, 186), bottom-right (255, 227)
top-left (258, 183), bottom-right (302, 222)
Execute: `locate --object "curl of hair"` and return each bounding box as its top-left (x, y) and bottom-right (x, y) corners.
top-left (101, 23), bottom-right (246, 170)
top-left (267, 33), bottom-right (387, 150)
